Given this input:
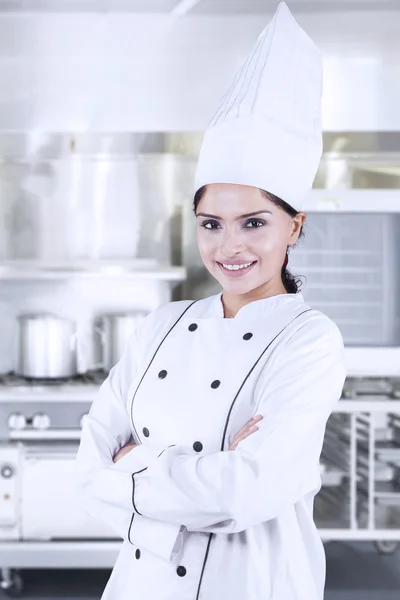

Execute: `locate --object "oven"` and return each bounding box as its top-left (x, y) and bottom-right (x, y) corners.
top-left (292, 189), bottom-right (400, 377)
top-left (2, 441), bottom-right (115, 542)
top-left (0, 374), bottom-right (121, 595)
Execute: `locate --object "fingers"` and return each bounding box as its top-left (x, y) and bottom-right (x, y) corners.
top-left (228, 415), bottom-right (263, 451)
top-left (113, 443), bottom-right (136, 463)
top-left (229, 425), bottom-right (259, 451)
top-left (245, 415), bottom-right (263, 429)
top-left (236, 415), bottom-right (263, 438)
top-left (229, 424), bottom-right (258, 448)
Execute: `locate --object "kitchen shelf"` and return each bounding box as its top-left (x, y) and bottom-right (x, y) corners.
top-left (9, 429), bottom-right (82, 441)
top-left (375, 441), bottom-right (400, 464)
top-left (359, 480), bottom-right (400, 504)
top-left (374, 481), bottom-right (400, 499)
top-left (305, 284), bottom-right (382, 291)
top-left (0, 260), bottom-right (186, 281)
top-left (305, 189), bottom-right (400, 213)
top-left (321, 468), bottom-right (346, 487)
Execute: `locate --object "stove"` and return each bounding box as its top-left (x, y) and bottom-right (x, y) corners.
top-left (0, 370), bottom-right (106, 388)
top-left (0, 371), bottom-right (107, 441)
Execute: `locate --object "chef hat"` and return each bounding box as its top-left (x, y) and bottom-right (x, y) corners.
top-left (194, 1), bottom-right (323, 212)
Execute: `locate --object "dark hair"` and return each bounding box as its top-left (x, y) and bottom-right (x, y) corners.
top-left (193, 185), bottom-right (304, 294)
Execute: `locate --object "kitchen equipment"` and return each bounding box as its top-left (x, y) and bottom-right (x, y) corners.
top-left (288, 205), bottom-right (400, 349)
top-left (52, 155), bottom-right (141, 260)
top-left (0, 373), bottom-right (117, 595)
top-left (15, 151), bottom-right (141, 262)
top-left (16, 315), bottom-right (78, 379)
top-left (96, 312), bottom-right (148, 372)
top-left (292, 189), bottom-right (400, 378)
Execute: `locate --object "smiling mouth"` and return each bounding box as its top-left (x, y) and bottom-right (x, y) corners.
top-left (217, 261), bottom-right (257, 276)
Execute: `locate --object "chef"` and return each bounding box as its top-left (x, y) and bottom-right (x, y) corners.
top-left (76, 3), bottom-right (347, 599)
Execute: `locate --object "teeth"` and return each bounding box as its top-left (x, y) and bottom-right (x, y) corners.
top-left (222, 262), bottom-right (253, 271)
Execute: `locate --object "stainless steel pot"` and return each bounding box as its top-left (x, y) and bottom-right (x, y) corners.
top-left (16, 315), bottom-right (78, 379)
top-left (96, 313), bottom-right (147, 372)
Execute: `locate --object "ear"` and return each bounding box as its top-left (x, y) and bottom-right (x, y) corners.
top-left (288, 213), bottom-right (306, 247)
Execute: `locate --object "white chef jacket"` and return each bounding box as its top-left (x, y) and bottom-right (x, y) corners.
top-left (75, 291), bottom-right (347, 600)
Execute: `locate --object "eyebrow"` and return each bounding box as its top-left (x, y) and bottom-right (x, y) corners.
top-left (195, 210), bottom-right (272, 220)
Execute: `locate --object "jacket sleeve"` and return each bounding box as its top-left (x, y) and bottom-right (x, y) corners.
top-left (75, 325), bottom-right (185, 563)
top-left (130, 318), bottom-right (347, 534)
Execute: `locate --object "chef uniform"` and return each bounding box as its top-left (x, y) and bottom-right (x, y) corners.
top-left (75, 4), bottom-right (347, 600)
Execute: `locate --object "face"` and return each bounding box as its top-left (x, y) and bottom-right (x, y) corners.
top-left (195, 184), bottom-right (306, 298)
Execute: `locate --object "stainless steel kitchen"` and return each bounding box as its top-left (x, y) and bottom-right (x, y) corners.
top-left (0, 0), bottom-right (400, 599)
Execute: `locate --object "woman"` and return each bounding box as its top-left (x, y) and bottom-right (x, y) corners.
top-left (76, 4), bottom-right (347, 600)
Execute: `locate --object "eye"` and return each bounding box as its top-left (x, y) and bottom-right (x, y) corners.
top-left (201, 220), bottom-right (221, 230)
top-left (244, 219), bottom-right (266, 228)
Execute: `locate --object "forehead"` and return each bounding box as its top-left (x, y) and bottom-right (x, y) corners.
top-left (197, 184), bottom-right (275, 216)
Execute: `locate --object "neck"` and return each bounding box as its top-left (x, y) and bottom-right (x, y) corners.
top-left (222, 280), bottom-right (287, 319)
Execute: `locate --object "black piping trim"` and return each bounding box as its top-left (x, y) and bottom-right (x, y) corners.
top-left (131, 466), bottom-right (148, 516)
top-left (129, 446), bottom-right (177, 528)
top-left (128, 446), bottom-right (177, 544)
top-left (127, 512), bottom-right (135, 544)
top-left (129, 300), bottom-right (199, 441)
top-left (195, 533), bottom-right (213, 600)
top-left (195, 307), bottom-right (313, 599)
top-left (157, 444), bottom-right (176, 459)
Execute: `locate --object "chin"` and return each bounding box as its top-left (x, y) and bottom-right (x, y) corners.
top-left (223, 282), bottom-right (258, 295)
top-left (214, 274), bottom-right (259, 296)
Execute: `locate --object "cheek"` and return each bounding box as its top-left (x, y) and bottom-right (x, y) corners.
top-left (247, 228), bottom-right (287, 257)
top-left (246, 228), bottom-right (273, 250)
top-left (196, 229), bottom-right (217, 260)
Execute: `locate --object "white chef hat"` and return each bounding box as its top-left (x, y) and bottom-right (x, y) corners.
top-left (194, 1), bottom-right (323, 212)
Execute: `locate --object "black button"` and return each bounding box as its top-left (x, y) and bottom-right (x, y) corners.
top-left (158, 370), bottom-right (168, 379)
top-left (177, 566), bottom-right (187, 577)
top-left (135, 549), bottom-right (141, 559)
top-left (211, 380), bottom-right (221, 389)
top-left (193, 441), bottom-right (203, 453)
top-left (243, 332), bottom-right (253, 341)
top-left (143, 427), bottom-right (150, 437)
top-left (188, 323), bottom-right (198, 332)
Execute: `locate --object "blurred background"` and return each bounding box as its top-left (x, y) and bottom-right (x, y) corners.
top-left (0, 0), bottom-right (399, 598)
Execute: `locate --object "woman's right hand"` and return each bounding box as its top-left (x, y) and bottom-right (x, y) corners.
top-left (228, 415), bottom-right (263, 451)
top-left (113, 443), bottom-right (137, 463)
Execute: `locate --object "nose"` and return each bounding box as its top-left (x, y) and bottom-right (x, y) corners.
top-left (220, 228), bottom-right (246, 258)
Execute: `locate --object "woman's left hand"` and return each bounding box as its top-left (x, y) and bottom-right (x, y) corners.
top-left (228, 415), bottom-right (263, 451)
top-left (113, 443), bottom-right (137, 463)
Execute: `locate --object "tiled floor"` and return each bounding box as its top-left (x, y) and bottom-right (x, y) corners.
top-left (1, 542), bottom-right (399, 599)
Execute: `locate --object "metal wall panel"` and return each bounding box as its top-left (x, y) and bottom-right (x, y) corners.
top-left (0, 13), bottom-right (399, 131)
